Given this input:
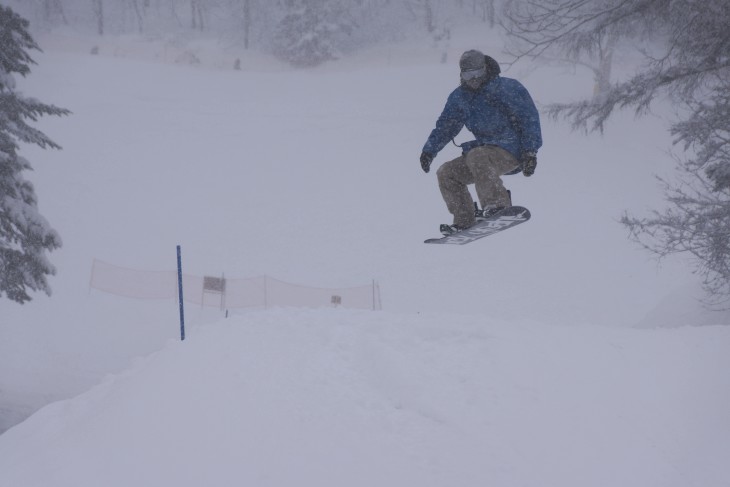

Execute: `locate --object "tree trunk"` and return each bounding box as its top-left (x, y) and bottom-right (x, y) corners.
top-left (242, 0), bottom-right (251, 49)
top-left (92, 0), bottom-right (104, 36)
top-left (191, 0), bottom-right (204, 31)
top-left (424, 0), bottom-right (434, 33)
top-left (593, 37), bottom-right (615, 98)
top-left (484, 0), bottom-right (496, 28)
top-left (130, 0), bottom-right (144, 33)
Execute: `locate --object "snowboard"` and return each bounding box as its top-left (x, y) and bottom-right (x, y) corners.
top-left (424, 206), bottom-right (531, 245)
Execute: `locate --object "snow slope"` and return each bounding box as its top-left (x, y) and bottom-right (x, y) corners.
top-left (2, 309), bottom-right (730, 487)
top-left (1, 27), bottom-right (729, 485)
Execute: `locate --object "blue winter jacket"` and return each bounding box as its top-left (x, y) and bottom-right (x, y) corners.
top-left (423, 76), bottom-right (542, 171)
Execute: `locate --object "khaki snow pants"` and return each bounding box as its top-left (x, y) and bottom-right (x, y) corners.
top-left (436, 145), bottom-right (520, 227)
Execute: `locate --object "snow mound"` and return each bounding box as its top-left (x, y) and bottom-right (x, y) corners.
top-left (1, 309), bottom-right (729, 487)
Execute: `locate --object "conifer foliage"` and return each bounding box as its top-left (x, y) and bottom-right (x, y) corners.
top-left (273, 0), bottom-right (353, 68)
top-left (0, 5), bottom-right (68, 304)
top-left (503, 0), bottom-right (730, 304)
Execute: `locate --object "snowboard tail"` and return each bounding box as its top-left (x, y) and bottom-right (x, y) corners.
top-left (424, 206), bottom-right (530, 245)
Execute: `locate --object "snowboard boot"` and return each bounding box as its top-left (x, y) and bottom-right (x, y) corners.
top-left (474, 190), bottom-right (512, 219)
top-left (474, 202), bottom-right (507, 219)
top-left (440, 223), bottom-right (472, 236)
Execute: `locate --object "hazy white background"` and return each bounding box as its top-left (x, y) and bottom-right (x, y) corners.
top-left (0, 22), bottom-right (728, 486)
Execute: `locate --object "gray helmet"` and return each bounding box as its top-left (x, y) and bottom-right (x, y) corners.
top-left (460, 50), bottom-right (501, 89)
top-left (460, 50), bottom-right (487, 80)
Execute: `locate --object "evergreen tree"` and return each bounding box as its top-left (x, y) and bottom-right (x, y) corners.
top-left (273, 0), bottom-right (353, 67)
top-left (0, 5), bottom-right (68, 304)
top-left (503, 0), bottom-right (730, 305)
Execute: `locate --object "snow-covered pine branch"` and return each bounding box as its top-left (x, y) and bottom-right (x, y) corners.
top-left (0, 5), bottom-right (68, 304)
top-left (503, 0), bottom-right (730, 304)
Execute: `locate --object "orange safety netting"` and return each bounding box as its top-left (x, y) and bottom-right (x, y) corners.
top-left (89, 259), bottom-right (381, 310)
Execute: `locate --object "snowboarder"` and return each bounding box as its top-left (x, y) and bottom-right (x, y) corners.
top-left (420, 50), bottom-right (542, 235)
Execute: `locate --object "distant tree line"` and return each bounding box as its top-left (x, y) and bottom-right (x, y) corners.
top-left (5, 0), bottom-right (502, 67)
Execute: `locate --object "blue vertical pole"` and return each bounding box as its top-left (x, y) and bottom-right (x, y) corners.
top-left (177, 245), bottom-right (185, 341)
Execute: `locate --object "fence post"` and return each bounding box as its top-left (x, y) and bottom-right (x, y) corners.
top-left (177, 245), bottom-right (185, 341)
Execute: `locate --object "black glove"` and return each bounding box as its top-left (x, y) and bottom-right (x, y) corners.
top-left (522, 152), bottom-right (537, 177)
top-left (420, 152), bottom-right (434, 173)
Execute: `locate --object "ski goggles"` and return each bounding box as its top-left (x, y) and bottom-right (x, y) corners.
top-left (460, 66), bottom-right (486, 81)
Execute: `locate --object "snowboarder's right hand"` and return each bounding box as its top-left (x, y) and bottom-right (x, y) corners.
top-left (420, 152), bottom-right (434, 173)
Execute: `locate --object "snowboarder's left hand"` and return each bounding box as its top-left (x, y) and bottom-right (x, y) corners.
top-left (420, 152), bottom-right (434, 173)
top-left (522, 152), bottom-right (537, 177)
